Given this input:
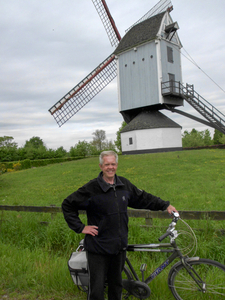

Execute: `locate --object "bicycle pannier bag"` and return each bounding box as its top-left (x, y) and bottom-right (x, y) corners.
top-left (68, 251), bottom-right (89, 287)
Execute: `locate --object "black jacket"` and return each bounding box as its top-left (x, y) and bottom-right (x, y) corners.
top-left (62, 172), bottom-right (170, 255)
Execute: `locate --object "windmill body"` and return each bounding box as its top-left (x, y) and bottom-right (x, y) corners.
top-left (114, 11), bottom-right (183, 154)
top-left (115, 11), bottom-right (183, 123)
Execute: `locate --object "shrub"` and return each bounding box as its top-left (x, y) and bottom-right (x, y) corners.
top-left (13, 162), bottom-right (21, 171)
top-left (0, 163), bottom-right (6, 174)
top-left (20, 159), bottom-right (31, 169)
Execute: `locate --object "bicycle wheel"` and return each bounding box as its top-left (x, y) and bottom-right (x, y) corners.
top-left (168, 258), bottom-right (225, 299)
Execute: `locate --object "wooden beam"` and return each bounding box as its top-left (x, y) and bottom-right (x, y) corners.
top-left (0, 206), bottom-right (224, 221)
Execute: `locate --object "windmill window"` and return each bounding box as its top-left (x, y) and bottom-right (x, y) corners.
top-left (129, 137), bottom-right (133, 145)
top-left (167, 46), bottom-right (173, 63)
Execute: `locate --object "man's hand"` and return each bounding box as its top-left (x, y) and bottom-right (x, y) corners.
top-left (166, 204), bottom-right (178, 215)
top-left (82, 225), bottom-right (98, 236)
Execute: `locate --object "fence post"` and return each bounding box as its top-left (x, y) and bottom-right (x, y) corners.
top-left (50, 204), bottom-right (56, 220)
top-left (145, 211), bottom-right (153, 226)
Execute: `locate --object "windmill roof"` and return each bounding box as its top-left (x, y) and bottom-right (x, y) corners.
top-left (121, 110), bottom-right (182, 133)
top-left (114, 11), bottom-right (166, 55)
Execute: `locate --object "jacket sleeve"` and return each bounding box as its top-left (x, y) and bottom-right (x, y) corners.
top-left (61, 185), bottom-right (90, 234)
top-left (126, 180), bottom-right (170, 211)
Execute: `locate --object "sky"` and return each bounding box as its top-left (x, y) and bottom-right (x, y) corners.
top-left (1, 0), bottom-right (225, 151)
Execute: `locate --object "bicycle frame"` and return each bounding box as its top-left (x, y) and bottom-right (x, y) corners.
top-left (123, 237), bottom-right (212, 300)
top-left (125, 240), bottom-right (187, 285)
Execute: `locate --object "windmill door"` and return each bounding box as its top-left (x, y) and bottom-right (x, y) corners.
top-left (169, 73), bottom-right (175, 93)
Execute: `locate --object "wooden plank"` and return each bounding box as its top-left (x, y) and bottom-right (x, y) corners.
top-left (147, 210), bottom-right (225, 220)
top-left (0, 205), bottom-right (224, 220)
top-left (0, 205), bottom-right (62, 213)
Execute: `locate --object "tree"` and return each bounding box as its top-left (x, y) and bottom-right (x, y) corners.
top-left (114, 121), bottom-right (126, 152)
top-left (203, 129), bottom-right (213, 146)
top-left (219, 134), bottom-right (225, 144)
top-left (76, 141), bottom-right (90, 157)
top-left (92, 130), bottom-right (106, 152)
top-left (55, 146), bottom-right (67, 158)
top-left (24, 136), bottom-right (45, 149)
top-left (213, 129), bottom-right (224, 145)
top-left (104, 139), bottom-right (117, 152)
top-left (0, 136), bottom-right (17, 148)
top-left (0, 136), bottom-right (18, 162)
top-left (182, 129), bottom-right (213, 148)
top-left (70, 141), bottom-right (90, 157)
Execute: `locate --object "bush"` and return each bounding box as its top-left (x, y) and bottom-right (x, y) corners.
top-left (13, 162), bottom-right (21, 171)
top-left (1, 157), bottom-right (85, 173)
top-left (20, 159), bottom-right (31, 169)
top-left (0, 163), bottom-right (6, 174)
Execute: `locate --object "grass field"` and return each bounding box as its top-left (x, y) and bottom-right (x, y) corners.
top-left (0, 149), bottom-right (225, 299)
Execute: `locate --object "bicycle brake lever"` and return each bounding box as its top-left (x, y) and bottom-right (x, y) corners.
top-left (171, 211), bottom-right (180, 218)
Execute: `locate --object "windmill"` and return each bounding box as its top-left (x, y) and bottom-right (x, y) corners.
top-left (49, 0), bottom-right (225, 154)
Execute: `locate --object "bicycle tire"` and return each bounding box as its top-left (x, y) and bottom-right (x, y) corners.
top-left (168, 258), bottom-right (225, 299)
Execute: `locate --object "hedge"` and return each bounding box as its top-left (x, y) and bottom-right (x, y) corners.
top-left (0, 157), bottom-right (85, 173)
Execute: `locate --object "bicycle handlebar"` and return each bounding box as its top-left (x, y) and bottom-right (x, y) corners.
top-left (158, 211), bottom-right (180, 242)
top-left (158, 230), bottom-right (172, 242)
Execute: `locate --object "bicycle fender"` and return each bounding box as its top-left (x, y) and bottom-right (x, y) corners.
top-left (167, 257), bottom-right (200, 286)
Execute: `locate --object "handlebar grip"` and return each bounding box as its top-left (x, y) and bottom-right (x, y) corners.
top-left (158, 231), bottom-right (171, 242)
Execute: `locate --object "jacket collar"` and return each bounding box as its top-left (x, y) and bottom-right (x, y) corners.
top-left (97, 171), bottom-right (124, 192)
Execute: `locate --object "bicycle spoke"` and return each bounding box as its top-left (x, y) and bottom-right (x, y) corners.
top-left (169, 259), bottom-right (225, 299)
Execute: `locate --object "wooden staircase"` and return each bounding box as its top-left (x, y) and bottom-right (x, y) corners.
top-left (162, 81), bottom-right (225, 134)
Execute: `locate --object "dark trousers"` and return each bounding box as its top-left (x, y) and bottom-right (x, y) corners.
top-left (87, 251), bottom-right (126, 300)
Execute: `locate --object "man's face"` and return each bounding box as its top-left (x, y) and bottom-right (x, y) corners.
top-left (99, 155), bottom-right (118, 181)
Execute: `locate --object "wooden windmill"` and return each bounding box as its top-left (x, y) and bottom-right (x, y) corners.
top-left (49, 0), bottom-right (225, 154)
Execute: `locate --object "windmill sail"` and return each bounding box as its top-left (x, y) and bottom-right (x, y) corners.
top-left (91, 0), bottom-right (121, 47)
top-left (126, 0), bottom-right (172, 32)
top-left (49, 54), bottom-right (117, 127)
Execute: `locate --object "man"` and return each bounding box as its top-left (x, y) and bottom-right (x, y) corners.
top-left (62, 150), bottom-right (178, 300)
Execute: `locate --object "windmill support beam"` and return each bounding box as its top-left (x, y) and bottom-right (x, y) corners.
top-left (165, 105), bottom-right (222, 131)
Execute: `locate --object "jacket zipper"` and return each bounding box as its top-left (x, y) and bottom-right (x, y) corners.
top-left (113, 186), bottom-right (122, 251)
top-left (112, 185), bottom-right (117, 197)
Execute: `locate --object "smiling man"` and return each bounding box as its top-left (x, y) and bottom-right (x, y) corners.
top-left (62, 150), bottom-right (177, 300)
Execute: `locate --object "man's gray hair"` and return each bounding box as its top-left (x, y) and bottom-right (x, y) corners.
top-left (99, 151), bottom-right (118, 165)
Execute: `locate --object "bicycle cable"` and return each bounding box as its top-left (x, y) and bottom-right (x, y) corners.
top-left (177, 218), bottom-right (198, 256)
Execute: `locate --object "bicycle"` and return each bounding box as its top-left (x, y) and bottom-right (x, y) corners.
top-left (68, 212), bottom-right (225, 299)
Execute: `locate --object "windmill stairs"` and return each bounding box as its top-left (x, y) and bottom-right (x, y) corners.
top-left (162, 81), bottom-right (225, 134)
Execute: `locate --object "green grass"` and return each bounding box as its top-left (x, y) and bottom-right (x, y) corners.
top-left (0, 149), bottom-right (225, 299)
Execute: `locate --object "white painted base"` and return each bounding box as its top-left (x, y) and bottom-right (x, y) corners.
top-left (121, 127), bottom-right (182, 153)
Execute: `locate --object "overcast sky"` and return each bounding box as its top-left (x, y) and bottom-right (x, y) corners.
top-left (1, 0), bottom-right (225, 150)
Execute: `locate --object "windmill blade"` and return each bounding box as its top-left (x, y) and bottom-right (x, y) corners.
top-left (126, 0), bottom-right (173, 32)
top-left (49, 54), bottom-right (117, 127)
top-left (91, 0), bottom-right (121, 47)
